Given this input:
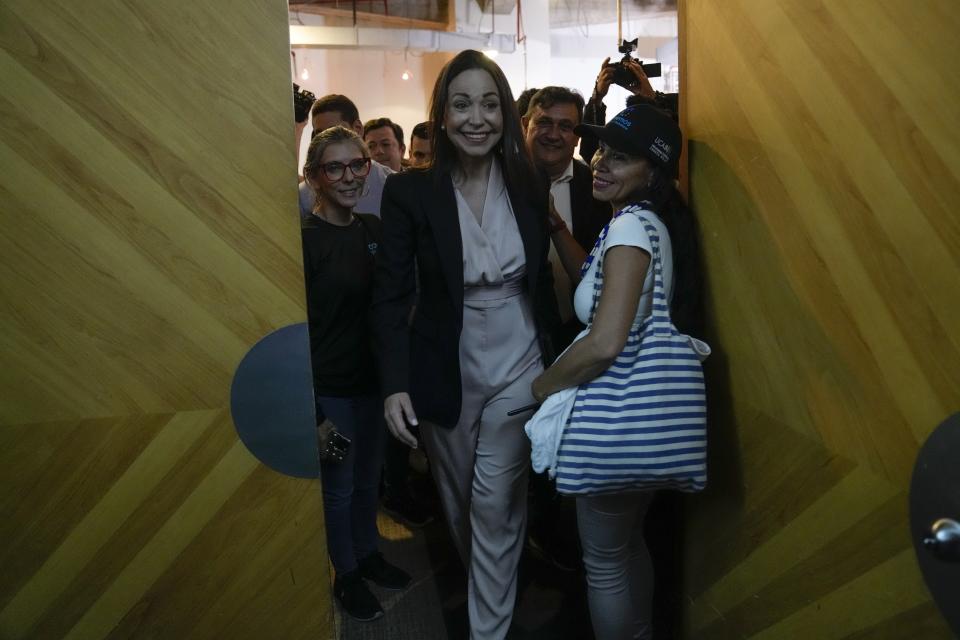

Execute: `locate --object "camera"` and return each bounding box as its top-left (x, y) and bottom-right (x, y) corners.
top-left (293, 83), bottom-right (316, 124)
top-left (605, 38), bottom-right (662, 90)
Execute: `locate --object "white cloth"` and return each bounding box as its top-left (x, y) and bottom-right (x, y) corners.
top-left (549, 160), bottom-right (574, 228)
top-left (548, 160), bottom-right (575, 323)
top-left (573, 207), bottom-right (673, 326)
top-left (524, 327), bottom-right (590, 478)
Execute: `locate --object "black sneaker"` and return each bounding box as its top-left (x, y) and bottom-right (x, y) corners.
top-left (358, 552), bottom-right (411, 591)
top-left (382, 492), bottom-right (434, 528)
top-left (334, 569), bottom-right (384, 622)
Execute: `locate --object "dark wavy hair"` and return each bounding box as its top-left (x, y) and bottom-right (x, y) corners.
top-left (620, 162), bottom-right (703, 337)
top-left (427, 50), bottom-right (540, 204)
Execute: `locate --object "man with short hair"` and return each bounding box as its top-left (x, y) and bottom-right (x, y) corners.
top-left (299, 95), bottom-right (393, 219)
top-left (521, 87), bottom-right (611, 574)
top-left (363, 118), bottom-right (405, 173)
top-left (522, 86), bottom-right (611, 346)
top-left (408, 121), bottom-right (432, 168)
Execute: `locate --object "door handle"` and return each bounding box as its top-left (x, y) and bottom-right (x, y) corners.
top-left (922, 518), bottom-right (960, 562)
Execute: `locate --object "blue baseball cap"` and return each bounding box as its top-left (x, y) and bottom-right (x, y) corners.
top-left (575, 104), bottom-right (682, 179)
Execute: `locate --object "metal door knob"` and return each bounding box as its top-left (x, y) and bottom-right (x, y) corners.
top-left (922, 518), bottom-right (960, 562)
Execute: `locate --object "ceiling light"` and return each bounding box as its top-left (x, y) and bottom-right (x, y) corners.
top-left (482, 49), bottom-right (499, 59)
top-left (300, 68), bottom-right (309, 80)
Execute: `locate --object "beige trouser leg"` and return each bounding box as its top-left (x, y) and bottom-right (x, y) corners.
top-left (421, 286), bottom-right (542, 640)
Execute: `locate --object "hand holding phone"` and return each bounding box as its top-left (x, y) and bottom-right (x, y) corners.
top-left (317, 418), bottom-right (351, 463)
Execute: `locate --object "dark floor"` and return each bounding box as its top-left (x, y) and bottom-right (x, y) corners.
top-left (331, 479), bottom-right (595, 639)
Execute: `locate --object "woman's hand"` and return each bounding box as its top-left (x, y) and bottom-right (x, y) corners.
top-left (593, 57), bottom-right (615, 100)
top-left (317, 418), bottom-right (349, 463)
top-left (531, 374), bottom-right (550, 404)
top-left (384, 392), bottom-right (419, 448)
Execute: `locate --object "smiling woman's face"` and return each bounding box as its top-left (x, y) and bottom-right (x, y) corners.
top-left (443, 68), bottom-right (504, 161)
top-left (590, 141), bottom-right (653, 211)
top-left (312, 140), bottom-right (368, 210)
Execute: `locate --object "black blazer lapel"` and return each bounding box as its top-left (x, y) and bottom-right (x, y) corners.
top-left (570, 160), bottom-right (611, 252)
top-left (422, 171), bottom-right (464, 322)
top-left (510, 188), bottom-right (544, 296)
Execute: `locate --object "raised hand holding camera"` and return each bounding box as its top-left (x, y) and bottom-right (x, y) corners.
top-left (623, 58), bottom-right (656, 100)
top-left (603, 38), bottom-right (661, 92)
top-left (593, 57), bottom-right (617, 100)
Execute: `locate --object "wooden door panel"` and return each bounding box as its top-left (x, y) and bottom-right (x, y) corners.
top-left (0, 1), bottom-right (332, 638)
top-left (681, 0), bottom-right (959, 637)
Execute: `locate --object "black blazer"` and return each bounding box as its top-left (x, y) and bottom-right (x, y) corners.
top-left (371, 167), bottom-right (560, 428)
top-left (569, 159), bottom-right (612, 252)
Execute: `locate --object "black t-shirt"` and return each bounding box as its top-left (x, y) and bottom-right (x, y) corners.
top-left (301, 213), bottom-right (381, 397)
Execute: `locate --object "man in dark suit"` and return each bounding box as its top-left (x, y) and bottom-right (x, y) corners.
top-left (520, 86), bottom-right (612, 573)
top-left (521, 86), bottom-right (611, 352)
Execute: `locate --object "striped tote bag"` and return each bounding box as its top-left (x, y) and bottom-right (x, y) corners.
top-left (555, 210), bottom-right (709, 496)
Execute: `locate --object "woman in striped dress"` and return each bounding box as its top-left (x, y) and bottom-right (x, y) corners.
top-left (531, 104), bottom-right (701, 640)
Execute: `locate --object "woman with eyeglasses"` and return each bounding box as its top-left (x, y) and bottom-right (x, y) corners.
top-left (372, 50), bottom-right (559, 639)
top-left (301, 125), bottom-right (410, 622)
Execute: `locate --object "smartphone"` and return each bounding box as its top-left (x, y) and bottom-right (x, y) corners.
top-left (329, 430), bottom-right (352, 453)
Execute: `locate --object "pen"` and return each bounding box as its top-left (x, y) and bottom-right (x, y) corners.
top-left (506, 402), bottom-right (540, 417)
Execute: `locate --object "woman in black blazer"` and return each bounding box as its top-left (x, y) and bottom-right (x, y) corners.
top-left (371, 50), bottom-right (559, 639)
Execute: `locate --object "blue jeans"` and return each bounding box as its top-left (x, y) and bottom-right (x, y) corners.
top-left (316, 394), bottom-right (386, 575)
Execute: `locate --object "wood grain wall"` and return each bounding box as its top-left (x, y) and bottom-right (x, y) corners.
top-left (0, 1), bottom-right (333, 638)
top-left (680, 0), bottom-right (959, 637)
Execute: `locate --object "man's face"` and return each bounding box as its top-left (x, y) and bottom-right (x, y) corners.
top-left (523, 102), bottom-right (580, 178)
top-left (408, 135), bottom-right (432, 168)
top-left (364, 125), bottom-right (404, 172)
top-left (312, 110), bottom-right (361, 136)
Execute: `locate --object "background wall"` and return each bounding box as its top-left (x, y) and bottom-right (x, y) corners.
top-left (0, 1), bottom-right (332, 638)
top-left (681, 0), bottom-right (959, 637)
top-left (290, 8), bottom-right (679, 173)
top-left (293, 47), bottom-right (454, 171)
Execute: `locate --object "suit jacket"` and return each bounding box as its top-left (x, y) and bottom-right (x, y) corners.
top-left (548, 159), bottom-right (612, 351)
top-left (371, 166), bottom-right (560, 428)
top-left (569, 159), bottom-right (612, 252)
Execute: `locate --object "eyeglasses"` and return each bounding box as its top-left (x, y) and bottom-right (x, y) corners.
top-left (321, 157), bottom-right (371, 182)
